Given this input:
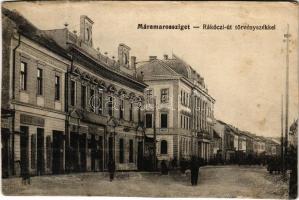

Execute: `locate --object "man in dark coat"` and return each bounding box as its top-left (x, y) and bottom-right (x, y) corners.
top-left (161, 160), bottom-right (168, 175)
top-left (108, 158), bottom-right (116, 182)
top-left (190, 156), bottom-right (200, 186)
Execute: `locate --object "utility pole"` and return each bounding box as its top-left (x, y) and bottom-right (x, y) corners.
top-left (153, 97), bottom-right (157, 171)
top-left (281, 94), bottom-right (284, 171)
top-left (283, 24), bottom-right (291, 172)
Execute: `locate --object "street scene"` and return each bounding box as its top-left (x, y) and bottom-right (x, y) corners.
top-left (2, 165), bottom-right (288, 198)
top-left (1, 1), bottom-right (298, 199)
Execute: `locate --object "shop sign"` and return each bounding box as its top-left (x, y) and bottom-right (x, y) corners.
top-left (20, 114), bottom-right (44, 127)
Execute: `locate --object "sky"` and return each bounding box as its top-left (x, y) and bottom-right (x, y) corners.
top-left (3, 1), bottom-right (299, 137)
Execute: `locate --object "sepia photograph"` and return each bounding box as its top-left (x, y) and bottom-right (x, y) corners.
top-left (1, 1), bottom-right (298, 198)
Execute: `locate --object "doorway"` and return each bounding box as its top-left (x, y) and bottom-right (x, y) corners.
top-left (52, 131), bottom-right (64, 174)
top-left (37, 128), bottom-right (44, 175)
top-left (20, 126), bottom-right (29, 176)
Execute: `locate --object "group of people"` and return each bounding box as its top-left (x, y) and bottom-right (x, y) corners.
top-left (160, 156), bottom-right (203, 186)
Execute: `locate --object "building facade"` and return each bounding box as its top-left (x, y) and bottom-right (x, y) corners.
top-left (2, 9), bottom-right (148, 177)
top-left (137, 55), bottom-right (215, 166)
top-left (2, 8), bottom-right (69, 177)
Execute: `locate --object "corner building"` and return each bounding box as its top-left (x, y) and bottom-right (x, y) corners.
top-left (2, 9), bottom-right (69, 177)
top-left (136, 55), bottom-right (215, 166)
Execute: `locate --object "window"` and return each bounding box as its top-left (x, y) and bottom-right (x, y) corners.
top-left (161, 140), bottom-right (168, 154)
top-left (129, 140), bottom-right (134, 163)
top-left (90, 88), bottom-right (95, 112)
top-left (20, 62), bottom-right (27, 90)
top-left (180, 90), bottom-right (183, 104)
top-left (160, 88), bottom-right (169, 103)
top-left (180, 115), bottom-right (183, 128)
top-left (108, 96), bottom-right (113, 116)
top-left (81, 85), bottom-right (87, 109)
top-left (146, 89), bottom-right (153, 103)
top-left (129, 103), bottom-right (133, 121)
top-left (138, 107), bottom-right (141, 123)
top-left (120, 99), bottom-right (124, 119)
top-left (98, 89), bottom-right (103, 114)
top-left (55, 76), bottom-right (60, 100)
top-left (37, 68), bottom-right (43, 95)
top-left (186, 93), bottom-right (189, 107)
top-left (70, 80), bottom-right (76, 106)
top-left (145, 113), bottom-right (153, 128)
top-left (119, 138), bottom-right (124, 163)
top-left (161, 113), bottom-right (168, 128)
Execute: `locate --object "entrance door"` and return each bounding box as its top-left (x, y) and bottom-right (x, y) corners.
top-left (37, 128), bottom-right (44, 175)
top-left (52, 131), bottom-right (63, 174)
top-left (98, 136), bottom-right (103, 171)
top-left (90, 135), bottom-right (96, 171)
top-left (20, 126), bottom-right (29, 176)
top-left (70, 132), bottom-right (79, 172)
top-left (79, 134), bottom-right (86, 172)
top-left (1, 128), bottom-right (10, 178)
top-left (137, 141), bottom-right (143, 170)
top-left (108, 137), bottom-right (113, 160)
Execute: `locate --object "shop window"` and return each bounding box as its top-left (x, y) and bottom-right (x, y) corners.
top-left (161, 140), bottom-right (168, 154)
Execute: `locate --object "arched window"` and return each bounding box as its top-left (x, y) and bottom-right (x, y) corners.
top-left (161, 140), bottom-right (168, 154)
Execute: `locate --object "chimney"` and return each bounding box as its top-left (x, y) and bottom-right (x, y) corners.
top-left (163, 54), bottom-right (168, 60)
top-left (149, 56), bottom-right (157, 61)
top-left (131, 56), bottom-right (136, 70)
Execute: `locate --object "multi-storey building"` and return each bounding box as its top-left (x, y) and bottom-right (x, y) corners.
top-left (2, 9), bottom-right (148, 177)
top-left (44, 15), bottom-right (147, 171)
top-left (2, 8), bottom-right (69, 177)
top-left (136, 54), bottom-right (215, 166)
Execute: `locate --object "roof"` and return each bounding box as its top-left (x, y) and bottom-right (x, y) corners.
top-left (2, 8), bottom-right (69, 59)
top-left (213, 130), bottom-right (221, 139)
top-left (163, 58), bottom-right (189, 77)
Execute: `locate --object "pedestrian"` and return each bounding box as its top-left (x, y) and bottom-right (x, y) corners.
top-left (108, 158), bottom-right (116, 182)
top-left (20, 160), bottom-right (30, 185)
top-left (190, 156), bottom-right (199, 186)
top-left (161, 160), bottom-right (168, 175)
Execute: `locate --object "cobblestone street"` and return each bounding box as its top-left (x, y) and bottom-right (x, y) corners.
top-left (2, 165), bottom-right (288, 198)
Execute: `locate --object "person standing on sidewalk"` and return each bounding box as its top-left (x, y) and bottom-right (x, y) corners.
top-left (108, 158), bottom-right (116, 182)
top-left (190, 156), bottom-right (199, 186)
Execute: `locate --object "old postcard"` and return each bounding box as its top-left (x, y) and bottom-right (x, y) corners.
top-left (1, 1), bottom-right (298, 198)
